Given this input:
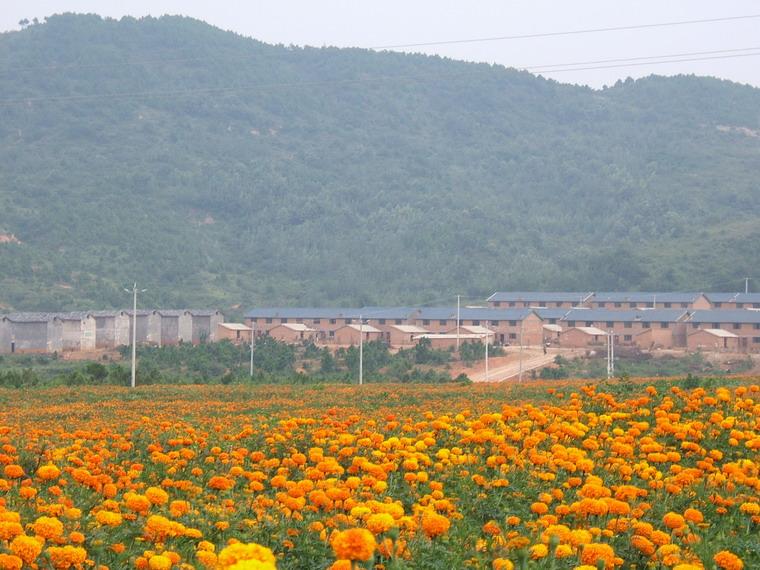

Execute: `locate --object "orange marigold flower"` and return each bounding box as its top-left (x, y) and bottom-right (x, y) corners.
top-left (365, 513), bottom-right (395, 535)
top-left (714, 551), bottom-right (744, 570)
top-left (0, 554), bottom-right (23, 570)
top-left (493, 558), bottom-right (514, 570)
top-left (683, 508), bottom-right (703, 524)
top-left (36, 464), bottom-right (61, 481)
top-left (663, 512), bottom-right (686, 530)
top-left (9, 535), bottom-right (43, 565)
top-left (0, 521), bottom-right (24, 541)
top-left (3, 465), bottom-right (23, 479)
top-left (331, 528), bottom-right (377, 561)
top-left (421, 511), bottom-right (451, 539)
top-left (32, 516), bottom-right (64, 540)
top-left (46, 546), bottom-right (87, 569)
top-left (580, 543), bottom-right (617, 568)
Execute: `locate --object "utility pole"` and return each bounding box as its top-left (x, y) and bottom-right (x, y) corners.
top-left (124, 283), bottom-right (146, 389)
top-left (249, 320), bottom-right (256, 377)
top-left (606, 330), bottom-right (612, 379)
top-left (518, 319), bottom-right (524, 382)
top-left (484, 323), bottom-right (489, 382)
top-left (456, 295), bottom-right (461, 352)
top-left (359, 314), bottom-right (363, 386)
top-left (745, 277), bottom-right (750, 294)
top-left (610, 330), bottom-right (615, 377)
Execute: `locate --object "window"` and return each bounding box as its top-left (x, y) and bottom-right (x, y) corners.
top-left (606, 321), bottom-right (614, 327)
top-left (313, 318), bottom-right (321, 324)
top-left (491, 320), bottom-right (499, 326)
top-left (345, 318), bottom-right (352, 325)
top-left (597, 302), bottom-right (606, 308)
top-left (586, 321), bottom-right (593, 327)
top-left (509, 302), bottom-right (516, 307)
top-left (395, 319), bottom-right (402, 325)
top-left (509, 320), bottom-right (517, 326)
top-left (624, 322), bottom-right (632, 328)
top-left (472, 320), bottom-right (480, 326)
top-left (733, 323), bottom-right (740, 330)
top-left (509, 333), bottom-right (517, 340)
top-left (296, 318), bottom-right (303, 323)
top-left (681, 303), bottom-right (688, 308)
top-left (378, 319), bottom-right (386, 325)
top-left (754, 337), bottom-right (760, 343)
top-left (329, 331), bottom-right (334, 337)
top-left (567, 321), bottom-right (576, 327)
top-left (549, 319), bottom-right (557, 324)
top-left (714, 302), bottom-right (722, 308)
top-left (647, 302), bottom-right (655, 308)
top-left (642, 322), bottom-right (651, 329)
top-left (330, 319), bottom-right (337, 324)
top-left (753, 303), bottom-right (760, 309)
top-left (555, 302), bottom-right (562, 308)
top-left (439, 319), bottom-right (447, 325)
top-left (493, 301), bottom-right (501, 307)
top-left (281, 318), bottom-right (289, 324)
top-left (624, 335), bottom-right (632, 342)
top-left (737, 303), bottom-right (744, 309)
top-left (660, 322), bottom-right (669, 329)
top-left (629, 302), bottom-right (637, 308)
top-left (664, 302), bottom-right (671, 308)
top-left (692, 323), bottom-right (698, 329)
top-left (712, 323), bottom-right (720, 329)
top-left (614, 302), bottom-right (622, 308)
top-left (265, 318), bottom-right (273, 324)
top-left (423, 319), bottom-right (430, 325)
top-left (754, 323), bottom-right (760, 330)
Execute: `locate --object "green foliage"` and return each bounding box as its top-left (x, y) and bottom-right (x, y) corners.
top-left (409, 338), bottom-right (451, 365)
top-left (0, 15), bottom-right (759, 310)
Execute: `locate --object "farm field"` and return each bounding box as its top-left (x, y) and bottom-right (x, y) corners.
top-left (0, 378), bottom-right (757, 569)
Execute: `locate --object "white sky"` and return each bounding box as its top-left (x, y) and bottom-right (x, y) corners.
top-left (2, 0), bottom-right (760, 88)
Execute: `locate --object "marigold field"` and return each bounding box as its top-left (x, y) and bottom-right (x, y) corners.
top-left (0, 378), bottom-right (757, 570)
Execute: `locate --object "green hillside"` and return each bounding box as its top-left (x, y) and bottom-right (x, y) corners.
top-left (1, 14), bottom-right (759, 312)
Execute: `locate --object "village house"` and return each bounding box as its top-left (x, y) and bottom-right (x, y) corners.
top-left (704, 293), bottom-right (760, 310)
top-left (412, 307), bottom-right (544, 346)
top-left (590, 292), bottom-right (710, 310)
top-left (412, 333), bottom-right (486, 350)
top-left (686, 310), bottom-right (760, 352)
top-left (245, 308), bottom-right (359, 338)
top-left (384, 324), bottom-right (429, 347)
top-left (560, 326), bottom-right (608, 349)
top-left (487, 292), bottom-right (593, 309)
top-left (91, 310), bottom-right (131, 349)
top-left (332, 323), bottom-right (383, 345)
top-left (447, 325), bottom-right (495, 344)
top-left (155, 310), bottom-right (193, 346)
top-left (188, 310), bottom-right (224, 343)
top-left (267, 323), bottom-right (319, 343)
top-left (0, 313), bottom-right (58, 353)
top-left (125, 310), bottom-right (161, 345)
top-left (55, 312), bottom-right (97, 352)
top-left (556, 309), bottom-right (690, 349)
top-left (687, 328), bottom-right (740, 352)
top-left (217, 323), bottom-right (252, 344)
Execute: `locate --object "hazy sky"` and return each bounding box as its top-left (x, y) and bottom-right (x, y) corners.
top-left (2, 1), bottom-right (760, 88)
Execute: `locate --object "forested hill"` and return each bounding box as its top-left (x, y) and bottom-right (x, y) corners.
top-left (1, 14), bottom-right (759, 312)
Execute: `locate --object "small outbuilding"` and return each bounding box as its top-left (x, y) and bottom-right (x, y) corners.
top-left (217, 323), bottom-right (253, 344)
top-left (268, 323), bottom-right (319, 343)
top-left (560, 327), bottom-right (608, 348)
top-left (412, 333), bottom-right (486, 350)
top-left (687, 328), bottom-right (739, 352)
top-left (332, 323), bottom-right (383, 345)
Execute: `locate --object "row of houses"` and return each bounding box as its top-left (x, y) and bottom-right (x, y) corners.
top-left (244, 306), bottom-right (760, 353)
top-left (0, 310), bottom-right (224, 354)
top-left (486, 291), bottom-right (760, 311)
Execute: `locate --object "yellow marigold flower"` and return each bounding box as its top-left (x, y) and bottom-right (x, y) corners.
top-left (95, 510), bottom-right (123, 527)
top-left (365, 513), bottom-right (395, 535)
top-left (46, 546), bottom-right (87, 569)
top-left (217, 542), bottom-right (277, 567)
top-left (673, 564), bottom-right (704, 570)
top-left (32, 516), bottom-right (64, 540)
top-left (0, 554), bottom-right (23, 570)
top-left (714, 551), bottom-right (744, 570)
top-left (739, 502), bottom-right (759, 516)
top-left (529, 544), bottom-right (548, 559)
top-left (125, 492), bottom-right (152, 513)
top-left (555, 544), bottom-right (574, 558)
top-left (148, 555), bottom-right (173, 570)
top-left (36, 464), bottom-right (61, 481)
top-left (493, 559), bottom-right (514, 570)
top-left (196, 550), bottom-right (217, 568)
top-left (9, 535), bottom-right (43, 565)
top-left (331, 528), bottom-right (376, 562)
top-left (421, 511), bottom-right (450, 538)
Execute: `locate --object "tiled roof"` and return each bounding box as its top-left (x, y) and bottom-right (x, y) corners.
top-left (592, 292), bottom-right (702, 303)
top-left (689, 310), bottom-right (760, 324)
top-left (487, 292), bottom-right (593, 303)
top-left (562, 309), bottom-right (688, 323)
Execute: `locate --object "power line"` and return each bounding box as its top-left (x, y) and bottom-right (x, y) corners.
top-left (1, 48), bottom-right (758, 107)
top-left (369, 14), bottom-right (760, 50)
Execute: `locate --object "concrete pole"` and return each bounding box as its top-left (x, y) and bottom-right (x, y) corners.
top-left (130, 284), bottom-right (137, 389)
top-left (485, 334), bottom-right (489, 382)
top-left (518, 319), bottom-right (524, 382)
top-left (456, 295), bottom-right (461, 352)
top-left (359, 315), bottom-right (363, 386)
top-left (249, 321), bottom-right (255, 377)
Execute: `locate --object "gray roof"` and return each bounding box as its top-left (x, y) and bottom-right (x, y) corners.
top-left (562, 309), bottom-right (689, 323)
top-left (3, 312), bottom-right (55, 323)
top-left (417, 307), bottom-right (535, 321)
top-left (535, 308), bottom-right (574, 320)
top-left (53, 311), bottom-right (94, 321)
top-left (156, 309), bottom-right (187, 317)
top-left (703, 293), bottom-right (739, 303)
top-left (733, 293), bottom-right (760, 305)
top-left (245, 307), bottom-right (359, 319)
top-left (488, 291), bottom-right (593, 303)
top-left (689, 310), bottom-right (760, 324)
top-left (90, 310), bottom-right (128, 317)
top-left (357, 307), bottom-right (416, 320)
top-left (186, 309), bottom-right (222, 317)
top-left (593, 292), bottom-right (702, 303)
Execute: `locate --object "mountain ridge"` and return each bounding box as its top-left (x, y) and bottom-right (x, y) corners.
top-left (0, 14), bottom-right (759, 312)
